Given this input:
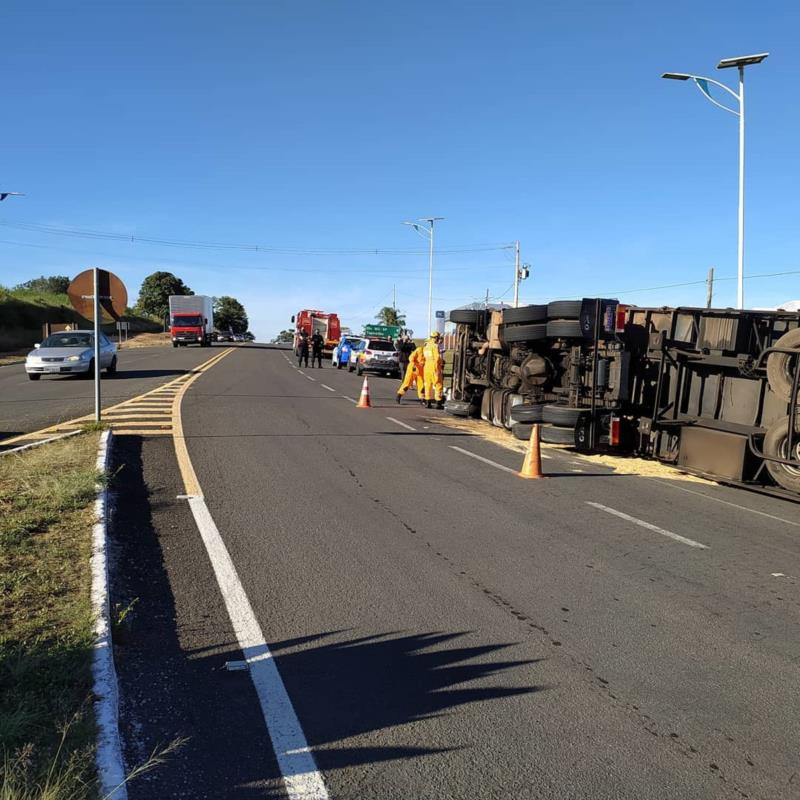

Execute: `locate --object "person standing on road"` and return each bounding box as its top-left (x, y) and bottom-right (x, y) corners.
top-left (422, 331), bottom-right (444, 409)
top-left (397, 335), bottom-right (414, 373)
top-left (297, 330), bottom-right (310, 368)
top-left (311, 331), bottom-right (324, 368)
top-left (396, 343), bottom-right (425, 404)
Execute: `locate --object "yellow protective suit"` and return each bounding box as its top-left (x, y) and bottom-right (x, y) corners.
top-left (397, 346), bottom-right (425, 398)
top-left (422, 339), bottom-right (444, 402)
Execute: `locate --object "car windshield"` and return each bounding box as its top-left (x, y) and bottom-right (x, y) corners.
top-left (172, 315), bottom-right (203, 326)
top-left (344, 338), bottom-right (359, 346)
top-left (368, 340), bottom-right (395, 351)
top-left (41, 333), bottom-right (93, 348)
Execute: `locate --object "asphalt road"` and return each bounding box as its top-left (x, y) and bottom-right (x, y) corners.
top-left (112, 346), bottom-right (800, 800)
top-left (0, 344), bottom-right (226, 443)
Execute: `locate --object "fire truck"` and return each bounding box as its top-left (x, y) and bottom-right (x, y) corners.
top-left (446, 300), bottom-right (800, 498)
top-left (291, 310), bottom-right (342, 358)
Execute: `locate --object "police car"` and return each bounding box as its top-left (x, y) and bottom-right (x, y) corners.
top-left (331, 336), bottom-right (362, 369)
top-left (348, 337), bottom-right (401, 378)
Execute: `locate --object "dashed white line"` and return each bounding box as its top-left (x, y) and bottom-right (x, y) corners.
top-left (305, 375), bottom-right (315, 381)
top-left (386, 416), bottom-right (416, 431)
top-left (320, 384), bottom-right (336, 392)
top-left (585, 501), bottom-right (708, 549)
top-left (342, 396), bottom-right (357, 404)
top-left (650, 479), bottom-right (800, 528)
top-left (449, 446), bottom-right (518, 475)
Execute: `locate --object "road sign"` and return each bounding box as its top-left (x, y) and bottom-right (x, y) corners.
top-left (68, 268), bottom-right (127, 322)
top-left (364, 324), bottom-right (400, 338)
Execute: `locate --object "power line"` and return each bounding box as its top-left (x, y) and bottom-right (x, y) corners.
top-left (0, 220), bottom-right (513, 256)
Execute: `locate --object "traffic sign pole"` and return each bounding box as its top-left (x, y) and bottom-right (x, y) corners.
top-left (93, 268), bottom-right (101, 422)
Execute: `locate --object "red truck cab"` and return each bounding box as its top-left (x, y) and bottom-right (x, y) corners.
top-left (292, 310), bottom-right (341, 357)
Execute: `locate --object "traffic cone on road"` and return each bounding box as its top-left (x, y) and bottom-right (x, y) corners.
top-left (356, 376), bottom-right (372, 409)
top-left (519, 423), bottom-right (544, 479)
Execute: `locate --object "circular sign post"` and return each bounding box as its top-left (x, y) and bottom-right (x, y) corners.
top-left (67, 269), bottom-right (128, 422)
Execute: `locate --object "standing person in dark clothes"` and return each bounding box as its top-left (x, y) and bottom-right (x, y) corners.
top-left (311, 331), bottom-right (324, 368)
top-left (397, 335), bottom-right (414, 373)
top-left (297, 330), bottom-right (310, 367)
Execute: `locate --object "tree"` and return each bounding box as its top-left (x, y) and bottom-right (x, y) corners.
top-left (135, 271), bottom-right (192, 320)
top-left (214, 296), bottom-right (248, 333)
top-left (14, 275), bottom-right (71, 294)
top-left (376, 306), bottom-right (406, 327)
top-left (272, 329), bottom-right (294, 343)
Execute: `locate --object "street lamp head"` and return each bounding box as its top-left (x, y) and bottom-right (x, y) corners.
top-left (419, 217), bottom-right (445, 223)
top-left (662, 72), bottom-right (692, 80)
top-left (717, 53), bottom-right (769, 69)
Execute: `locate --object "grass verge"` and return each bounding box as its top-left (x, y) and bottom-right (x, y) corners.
top-left (0, 432), bottom-right (103, 799)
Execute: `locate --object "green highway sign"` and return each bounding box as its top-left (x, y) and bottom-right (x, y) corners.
top-left (363, 324), bottom-right (400, 338)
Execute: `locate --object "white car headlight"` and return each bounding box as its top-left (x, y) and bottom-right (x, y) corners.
top-left (66, 355), bottom-right (82, 362)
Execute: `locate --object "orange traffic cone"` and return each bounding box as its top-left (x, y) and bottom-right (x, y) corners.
top-left (519, 423), bottom-right (544, 479)
top-left (356, 376), bottom-right (372, 408)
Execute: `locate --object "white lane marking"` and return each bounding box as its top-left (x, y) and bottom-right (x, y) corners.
top-left (772, 572), bottom-right (798, 579)
top-left (306, 375), bottom-right (315, 382)
top-left (386, 416), bottom-right (416, 431)
top-left (650, 479), bottom-right (800, 529)
top-left (343, 396), bottom-right (357, 404)
top-left (450, 445), bottom-right (518, 475)
top-left (320, 384), bottom-right (336, 392)
top-left (187, 497), bottom-right (329, 799)
top-left (586, 501), bottom-right (708, 550)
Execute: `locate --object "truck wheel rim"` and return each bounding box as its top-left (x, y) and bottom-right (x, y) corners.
top-left (779, 435), bottom-right (800, 477)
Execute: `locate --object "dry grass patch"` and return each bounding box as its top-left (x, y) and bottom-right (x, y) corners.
top-left (0, 432), bottom-right (102, 799)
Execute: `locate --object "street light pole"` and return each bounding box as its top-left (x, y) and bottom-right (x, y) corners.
top-left (513, 240), bottom-right (520, 308)
top-left (403, 216), bottom-right (444, 335)
top-left (662, 52), bottom-right (767, 310)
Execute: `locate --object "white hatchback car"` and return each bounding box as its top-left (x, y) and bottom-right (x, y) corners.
top-left (25, 330), bottom-right (117, 381)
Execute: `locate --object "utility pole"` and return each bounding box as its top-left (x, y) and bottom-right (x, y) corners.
top-left (706, 267), bottom-right (715, 308)
top-left (513, 240), bottom-right (521, 308)
top-left (485, 288), bottom-right (490, 309)
top-left (392, 284), bottom-right (396, 311)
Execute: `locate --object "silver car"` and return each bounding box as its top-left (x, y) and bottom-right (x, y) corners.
top-left (25, 330), bottom-right (117, 381)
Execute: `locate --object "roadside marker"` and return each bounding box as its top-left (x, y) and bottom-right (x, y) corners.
top-left (585, 502), bottom-right (709, 549)
top-left (356, 376), bottom-right (372, 408)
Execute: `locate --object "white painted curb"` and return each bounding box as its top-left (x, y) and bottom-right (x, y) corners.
top-left (91, 430), bottom-right (128, 799)
top-left (0, 430), bottom-right (82, 457)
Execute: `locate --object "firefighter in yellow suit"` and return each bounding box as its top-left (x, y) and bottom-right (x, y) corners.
top-left (396, 344), bottom-right (426, 403)
top-left (422, 332), bottom-right (444, 409)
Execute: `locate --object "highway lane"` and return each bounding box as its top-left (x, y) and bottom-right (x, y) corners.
top-left (123, 347), bottom-right (800, 799)
top-left (0, 344), bottom-right (231, 443)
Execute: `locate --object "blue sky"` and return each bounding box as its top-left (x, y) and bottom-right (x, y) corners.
top-left (1, 0), bottom-right (799, 339)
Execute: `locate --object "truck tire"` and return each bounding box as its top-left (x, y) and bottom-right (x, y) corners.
top-left (542, 404), bottom-right (583, 427)
top-left (510, 402), bottom-right (544, 423)
top-left (512, 422), bottom-right (534, 441)
top-left (540, 424), bottom-right (576, 445)
top-left (763, 415), bottom-right (800, 494)
top-left (547, 300), bottom-right (582, 319)
top-left (444, 399), bottom-right (471, 417)
top-left (492, 389), bottom-right (508, 428)
top-left (546, 319), bottom-right (583, 338)
top-left (450, 309), bottom-right (482, 325)
top-left (766, 328), bottom-right (800, 402)
top-left (503, 304), bottom-right (547, 325)
top-left (480, 388), bottom-right (494, 422)
top-left (172, 342), bottom-right (178, 348)
top-left (503, 323), bottom-right (547, 343)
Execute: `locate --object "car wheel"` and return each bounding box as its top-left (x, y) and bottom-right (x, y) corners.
top-left (172, 342), bottom-right (178, 348)
top-left (547, 300), bottom-right (583, 319)
top-left (540, 424), bottom-right (576, 445)
top-left (82, 359), bottom-right (95, 379)
top-left (763, 415), bottom-right (800, 493)
top-left (503, 304), bottom-right (547, 325)
top-left (546, 319), bottom-right (583, 338)
top-left (348, 363), bottom-right (355, 373)
top-left (28, 373), bottom-right (41, 381)
top-left (337, 361), bottom-right (342, 369)
top-left (542, 404), bottom-right (582, 427)
top-left (510, 402), bottom-right (545, 423)
top-left (503, 323), bottom-right (547, 343)
top-left (106, 356), bottom-right (117, 375)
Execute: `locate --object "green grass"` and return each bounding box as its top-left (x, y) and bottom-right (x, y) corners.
top-left (0, 432), bottom-right (103, 799)
top-left (0, 286), bottom-right (160, 352)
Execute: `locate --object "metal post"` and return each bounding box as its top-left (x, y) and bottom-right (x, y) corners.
top-left (427, 221), bottom-right (435, 335)
top-left (513, 240), bottom-right (521, 308)
top-left (736, 65), bottom-right (745, 309)
top-left (706, 267), bottom-right (715, 308)
top-left (93, 267), bottom-right (101, 422)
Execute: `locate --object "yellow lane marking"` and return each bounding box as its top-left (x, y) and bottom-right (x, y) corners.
top-left (1, 348), bottom-right (235, 447)
top-left (172, 346), bottom-right (235, 497)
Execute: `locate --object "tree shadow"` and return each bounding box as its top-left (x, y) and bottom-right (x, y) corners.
top-left (109, 436), bottom-right (544, 798)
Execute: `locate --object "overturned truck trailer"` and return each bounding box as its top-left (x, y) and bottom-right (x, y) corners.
top-left (446, 301), bottom-right (800, 498)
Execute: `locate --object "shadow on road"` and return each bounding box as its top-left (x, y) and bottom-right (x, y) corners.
top-left (111, 368), bottom-right (189, 380)
top-left (109, 435), bottom-right (544, 798)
